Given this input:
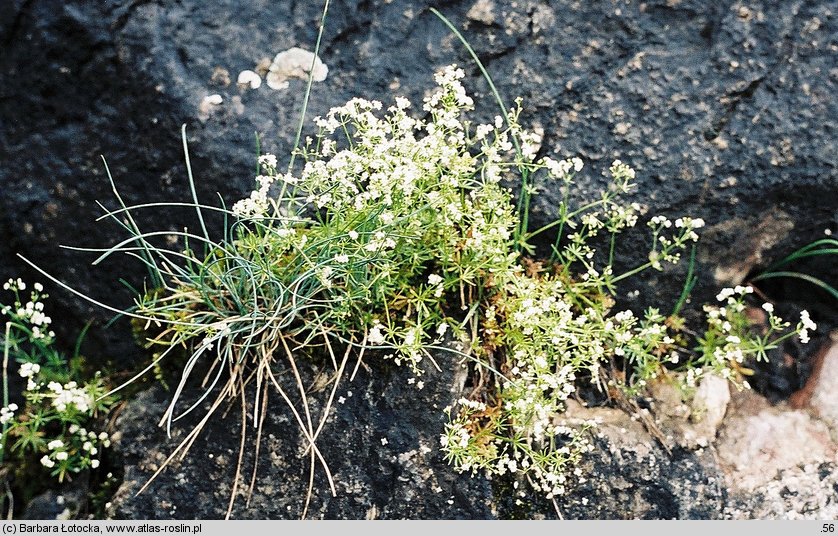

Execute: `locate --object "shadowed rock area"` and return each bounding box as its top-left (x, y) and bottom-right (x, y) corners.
top-left (2, 0), bottom-right (837, 519)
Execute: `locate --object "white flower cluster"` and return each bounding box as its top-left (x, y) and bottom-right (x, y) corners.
top-left (0, 403), bottom-right (18, 425)
top-left (203, 64), bottom-right (789, 501)
top-left (541, 156), bottom-right (584, 180)
top-left (2, 280), bottom-right (113, 480)
top-left (19, 362), bottom-right (41, 378)
top-left (2, 278), bottom-right (26, 291)
top-left (39, 426), bottom-right (110, 471)
top-left (799, 309), bottom-right (817, 344)
top-left (47, 381), bottom-right (93, 413)
top-left (699, 285), bottom-right (814, 386)
top-left (367, 321), bottom-right (386, 345)
top-left (646, 214), bottom-right (704, 270)
top-left (227, 65), bottom-right (523, 372)
top-left (1, 281), bottom-right (55, 341)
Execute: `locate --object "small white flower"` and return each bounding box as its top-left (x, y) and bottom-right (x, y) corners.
top-left (368, 323), bottom-right (386, 345)
top-left (40, 456), bottom-right (55, 469)
top-left (19, 362), bottom-right (41, 378)
top-left (0, 411), bottom-right (13, 425)
top-left (800, 310), bottom-right (817, 331)
top-left (762, 303), bottom-right (774, 313)
top-left (395, 96), bottom-right (410, 110)
top-left (90, 459), bottom-right (100, 469)
top-left (257, 154), bottom-right (277, 170)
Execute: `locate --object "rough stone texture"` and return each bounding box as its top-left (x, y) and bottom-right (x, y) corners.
top-left (21, 487), bottom-right (88, 520)
top-left (106, 344), bottom-right (838, 520)
top-left (108, 371), bottom-right (728, 520)
top-left (717, 341), bottom-right (838, 518)
top-left (716, 391), bottom-right (836, 491)
top-left (108, 349), bottom-right (497, 519)
top-left (548, 401), bottom-right (726, 520)
top-left (2, 0), bottom-right (836, 364)
top-left (651, 374), bottom-right (732, 449)
top-left (811, 338), bottom-right (838, 433)
top-left (724, 462), bottom-right (838, 519)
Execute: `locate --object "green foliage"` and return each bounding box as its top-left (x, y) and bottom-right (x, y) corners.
top-left (77, 67), bottom-right (811, 503)
top-left (749, 238), bottom-right (838, 300)
top-left (1, 279), bottom-right (115, 483)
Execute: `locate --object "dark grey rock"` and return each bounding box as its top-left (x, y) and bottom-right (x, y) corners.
top-left (21, 484), bottom-right (88, 520)
top-left (2, 0), bottom-right (836, 365)
top-left (107, 350), bottom-right (726, 519)
top-left (494, 402), bottom-right (727, 520)
top-left (108, 348), bottom-right (496, 519)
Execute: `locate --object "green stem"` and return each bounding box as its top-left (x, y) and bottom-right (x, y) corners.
top-left (672, 244), bottom-right (698, 317)
top-left (610, 262), bottom-right (654, 285)
top-left (750, 271), bottom-right (838, 300)
top-left (282, 0), bottom-right (331, 213)
top-left (529, 197), bottom-right (610, 243)
top-left (2, 322), bottom-right (10, 465)
top-left (429, 8), bottom-right (532, 249)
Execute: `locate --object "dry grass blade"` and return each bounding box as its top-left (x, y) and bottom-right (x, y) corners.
top-left (226, 381), bottom-right (248, 520)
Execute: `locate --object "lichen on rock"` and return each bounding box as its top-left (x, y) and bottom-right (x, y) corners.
top-left (266, 47), bottom-right (328, 90)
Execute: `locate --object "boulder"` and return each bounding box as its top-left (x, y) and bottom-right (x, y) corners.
top-left (2, 0), bottom-right (836, 362)
top-left (107, 353), bottom-right (727, 519)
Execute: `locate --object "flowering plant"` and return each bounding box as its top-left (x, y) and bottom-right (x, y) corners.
top-left (1, 279), bottom-right (114, 482)
top-left (107, 66), bottom-right (814, 504)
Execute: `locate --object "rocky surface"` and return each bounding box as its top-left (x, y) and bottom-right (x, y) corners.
top-left (2, 0), bottom-right (836, 363)
top-left (108, 341), bottom-right (838, 520)
top-left (718, 340), bottom-right (838, 519)
top-left (107, 353), bottom-right (728, 520)
top-left (2, 0), bottom-right (837, 520)
top-left (107, 348), bottom-right (497, 519)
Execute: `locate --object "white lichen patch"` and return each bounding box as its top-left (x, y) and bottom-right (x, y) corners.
top-left (266, 47), bottom-right (328, 90)
top-left (466, 0), bottom-right (496, 25)
top-left (199, 94), bottom-right (223, 119)
top-left (237, 69), bottom-right (262, 89)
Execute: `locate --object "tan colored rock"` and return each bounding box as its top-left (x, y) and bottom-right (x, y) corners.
top-left (810, 340), bottom-right (838, 435)
top-left (687, 374), bottom-right (731, 446)
top-left (466, 0), bottom-right (496, 25)
top-left (649, 373), bottom-right (730, 449)
top-left (716, 390), bottom-right (837, 491)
